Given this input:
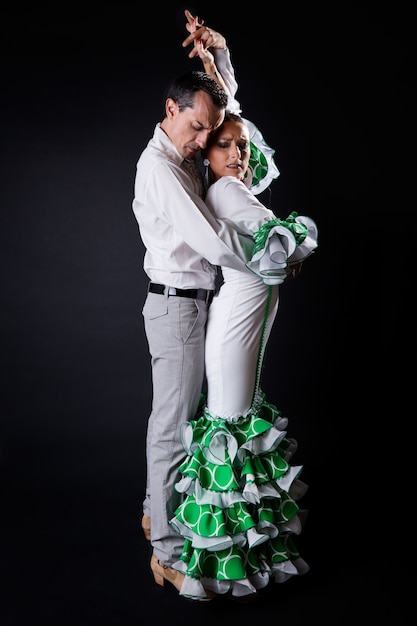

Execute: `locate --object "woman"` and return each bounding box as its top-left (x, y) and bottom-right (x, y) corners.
top-left (168, 66), bottom-right (318, 600)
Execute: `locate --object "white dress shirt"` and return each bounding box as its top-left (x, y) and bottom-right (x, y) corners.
top-left (132, 125), bottom-right (250, 290)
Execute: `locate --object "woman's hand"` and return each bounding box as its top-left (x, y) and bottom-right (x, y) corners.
top-left (182, 9), bottom-right (229, 95)
top-left (182, 9), bottom-right (226, 58)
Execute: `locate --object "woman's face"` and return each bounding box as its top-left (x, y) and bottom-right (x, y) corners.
top-left (204, 119), bottom-right (250, 183)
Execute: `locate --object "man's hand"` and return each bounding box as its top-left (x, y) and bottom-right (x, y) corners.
top-left (182, 9), bottom-right (226, 58)
top-left (286, 263), bottom-right (303, 281)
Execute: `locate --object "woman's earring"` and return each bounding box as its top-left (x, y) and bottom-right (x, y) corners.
top-left (203, 159), bottom-right (210, 191)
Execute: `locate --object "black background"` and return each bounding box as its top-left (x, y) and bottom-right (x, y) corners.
top-left (1, 2), bottom-right (413, 624)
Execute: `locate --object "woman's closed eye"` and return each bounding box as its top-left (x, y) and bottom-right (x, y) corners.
top-left (217, 140), bottom-right (249, 152)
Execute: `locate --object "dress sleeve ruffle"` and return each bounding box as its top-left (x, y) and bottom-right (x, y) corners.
top-left (246, 211), bottom-right (319, 285)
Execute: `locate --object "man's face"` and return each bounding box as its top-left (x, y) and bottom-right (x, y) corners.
top-left (166, 91), bottom-right (225, 160)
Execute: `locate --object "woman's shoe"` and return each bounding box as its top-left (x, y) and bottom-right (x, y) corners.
top-left (150, 553), bottom-right (185, 593)
top-left (141, 514), bottom-right (151, 540)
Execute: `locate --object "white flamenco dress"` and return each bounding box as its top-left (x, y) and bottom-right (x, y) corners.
top-left (169, 172), bottom-right (318, 601)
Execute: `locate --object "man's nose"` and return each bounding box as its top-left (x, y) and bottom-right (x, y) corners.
top-left (196, 130), bottom-right (211, 148)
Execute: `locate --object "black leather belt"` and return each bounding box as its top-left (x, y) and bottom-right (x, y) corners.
top-left (148, 282), bottom-right (213, 304)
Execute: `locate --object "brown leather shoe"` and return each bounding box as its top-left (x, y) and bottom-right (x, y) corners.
top-left (141, 514), bottom-right (151, 541)
top-left (150, 554), bottom-right (185, 593)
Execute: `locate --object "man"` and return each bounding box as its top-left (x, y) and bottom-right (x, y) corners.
top-left (131, 17), bottom-right (249, 595)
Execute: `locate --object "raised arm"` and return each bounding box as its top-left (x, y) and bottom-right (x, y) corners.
top-left (182, 9), bottom-right (241, 113)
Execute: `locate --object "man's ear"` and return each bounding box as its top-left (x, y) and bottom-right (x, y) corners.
top-left (165, 98), bottom-right (178, 120)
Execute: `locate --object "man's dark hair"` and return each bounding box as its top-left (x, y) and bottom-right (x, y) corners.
top-left (166, 70), bottom-right (228, 112)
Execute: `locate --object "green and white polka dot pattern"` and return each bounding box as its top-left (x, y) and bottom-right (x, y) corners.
top-left (243, 118), bottom-right (280, 195)
top-left (170, 392), bottom-right (310, 600)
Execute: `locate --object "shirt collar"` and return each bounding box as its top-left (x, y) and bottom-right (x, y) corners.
top-left (153, 123), bottom-right (184, 167)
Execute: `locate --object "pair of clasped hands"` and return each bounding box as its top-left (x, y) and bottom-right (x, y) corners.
top-left (182, 9), bottom-right (226, 62)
